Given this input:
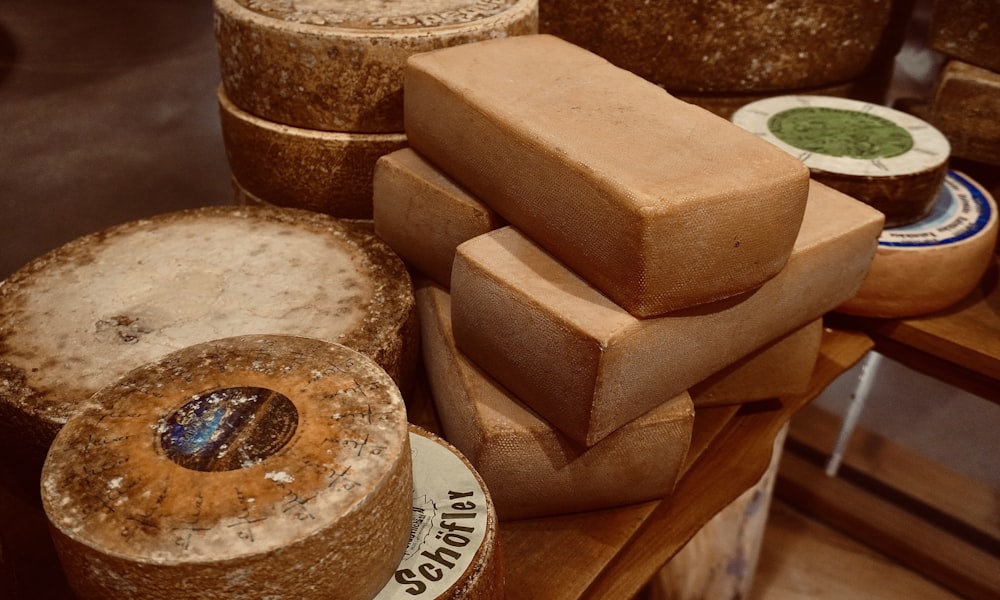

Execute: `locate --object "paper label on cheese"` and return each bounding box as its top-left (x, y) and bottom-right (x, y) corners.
top-left (375, 432), bottom-right (489, 599)
top-left (879, 171), bottom-right (994, 249)
top-left (732, 95), bottom-right (950, 176)
top-left (237, 0), bottom-right (521, 29)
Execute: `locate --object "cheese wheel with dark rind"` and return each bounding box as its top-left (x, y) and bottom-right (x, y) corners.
top-left (41, 334), bottom-right (412, 600)
top-left (213, 0), bottom-right (539, 132)
top-left (837, 171), bottom-right (999, 318)
top-left (731, 95), bottom-right (951, 227)
top-left (929, 0), bottom-right (1000, 73)
top-left (219, 86), bottom-right (408, 219)
top-left (924, 60), bottom-right (1000, 168)
top-left (0, 206), bottom-right (417, 456)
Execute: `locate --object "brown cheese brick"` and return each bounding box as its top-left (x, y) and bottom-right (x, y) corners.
top-left (929, 0), bottom-right (1000, 73)
top-left (42, 335), bottom-right (412, 600)
top-left (539, 0), bottom-right (907, 93)
top-left (373, 148), bottom-right (504, 287)
top-left (926, 60), bottom-right (1000, 167)
top-left (219, 87), bottom-right (408, 219)
top-left (690, 319), bottom-right (822, 407)
top-left (450, 180), bottom-right (883, 446)
top-left (404, 34), bottom-right (810, 318)
top-left (415, 280), bottom-right (693, 520)
top-left (214, 0), bottom-right (538, 132)
top-left (0, 206), bottom-right (417, 456)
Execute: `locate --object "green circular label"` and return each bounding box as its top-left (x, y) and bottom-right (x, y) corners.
top-left (767, 107), bottom-right (914, 160)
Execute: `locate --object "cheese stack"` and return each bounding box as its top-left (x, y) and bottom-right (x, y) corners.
top-left (368, 34), bottom-right (881, 518)
top-left (537, 0), bottom-right (911, 117)
top-left (41, 335), bottom-right (413, 600)
top-left (213, 0), bottom-right (538, 218)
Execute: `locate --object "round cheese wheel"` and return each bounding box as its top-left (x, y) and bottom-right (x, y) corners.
top-left (219, 86), bottom-right (409, 219)
top-left (0, 206), bottom-right (417, 456)
top-left (40, 334), bottom-right (412, 600)
top-left (214, 0), bottom-right (539, 133)
top-left (731, 95), bottom-right (952, 227)
top-left (836, 171), bottom-right (998, 318)
top-left (376, 426), bottom-right (502, 600)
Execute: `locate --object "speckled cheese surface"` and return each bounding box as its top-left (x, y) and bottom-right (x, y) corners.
top-left (450, 180), bottom-right (883, 446)
top-left (0, 206), bottom-right (417, 454)
top-left (40, 335), bottom-right (412, 600)
top-left (415, 279), bottom-right (694, 520)
top-left (924, 60), bottom-right (1000, 167)
top-left (214, 0), bottom-right (538, 132)
top-left (404, 34), bottom-right (810, 318)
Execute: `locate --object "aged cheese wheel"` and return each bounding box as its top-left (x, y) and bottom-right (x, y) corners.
top-left (373, 148), bottom-right (505, 288)
top-left (40, 334), bottom-right (412, 600)
top-left (374, 426), bottom-right (503, 600)
top-left (539, 0), bottom-right (906, 93)
top-left (929, 0), bottom-right (1000, 73)
top-left (923, 60), bottom-right (1000, 167)
top-left (219, 87), bottom-right (408, 219)
top-left (837, 171), bottom-right (999, 318)
top-left (690, 319), bottom-right (822, 407)
top-left (405, 34), bottom-right (810, 318)
top-left (731, 95), bottom-right (951, 227)
top-left (450, 180), bottom-right (882, 446)
top-left (214, 0), bottom-right (539, 133)
top-left (0, 206), bottom-right (417, 456)
top-left (415, 279), bottom-right (694, 520)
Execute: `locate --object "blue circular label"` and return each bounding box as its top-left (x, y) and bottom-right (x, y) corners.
top-left (879, 171), bottom-right (994, 248)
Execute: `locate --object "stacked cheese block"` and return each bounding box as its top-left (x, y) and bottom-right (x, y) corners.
top-left (374, 34), bottom-right (884, 520)
top-left (536, 0), bottom-right (913, 118)
top-left (213, 0), bottom-right (538, 218)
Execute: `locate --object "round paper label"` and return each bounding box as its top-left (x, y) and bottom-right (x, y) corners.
top-left (879, 171), bottom-right (996, 249)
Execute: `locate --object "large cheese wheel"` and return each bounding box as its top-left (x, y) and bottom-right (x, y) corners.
top-left (375, 426), bottom-right (503, 600)
top-left (373, 148), bottom-right (505, 288)
top-left (929, 0), bottom-right (1000, 73)
top-left (0, 206), bottom-right (417, 456)
top-left (924, 60), bottom-right (1000, 167)
top-left (219, 87), bottom-right (408, 219)
top-left (405, 34), bottom-right (810, 318)
top-left (213, 0), bottom-right (538, 133)
top-left (837, 171), bottom-right (999, 318)
top-left (450, 180), bottom-right (882, 446)
top-left (539, 0), bottom-right (906, 93)
top-left (731, 95), bottom-right (952, 227)
top-left (41, 335), bottom-right (412, 600)
top-left (415, 279), bottom-right (694, 520)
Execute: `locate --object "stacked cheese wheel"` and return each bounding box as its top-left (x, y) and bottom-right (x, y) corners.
top-left (0, 205), bottom-right (417, 457)
top-left (731, 95), bottom-right (952, 227)
top-left (213, 0), bottom-right (538, 218)
top-left (372, 34), bottom-right (883, 519)
top-left (837, 170), bottom-right (998, 318)
top-left (41, 335), bottom-right (414, 600)
top-left (538, 0), bottom-right (909, 118)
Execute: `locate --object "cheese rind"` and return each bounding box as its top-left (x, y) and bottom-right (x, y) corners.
top-left (732, 95), bottom-right (951, 227)
top-left (450, 180), bottom-right (882, 446)
top-left (929, 0), bottom-right (1000, 73)
top-left (415, 279), bottom-right (694, 520)
top-left (219, 87), bottom-right (408, 219)
top-left (837, 171), bottom-right (999, 318)
top-left (41, 335), bottom-right (412, 600)
top-left (214, 0), bottom-right (539, 132)
top-left (0, 206), bottom-right (417, 454)
top-left (405, 34), bottom-right (810, 317)
top-left (373, 148), bottom-right (504, 287)
top-left (925, 60), bottom-right (1000, 167)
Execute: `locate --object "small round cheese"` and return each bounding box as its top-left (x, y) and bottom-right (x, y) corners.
top-left (0, 206), bottom-right (417, 455)
top-left (375, 426), bottom-right (503, 600)
top-left (837, 171), bottom-right (998, 318)
top-left (219, 86), bottom-right (408, 219)
top-left (214, 0), bottom-right (539, 133)
top-left (731, 95), bottom-right (952, 227)
top-left (41, 335), bottom-right (413, 600)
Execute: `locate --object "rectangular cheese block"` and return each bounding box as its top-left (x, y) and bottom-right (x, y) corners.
top-left (372, 148), bottom-right (504, 287)
top-left (927, 60), bottom-right (1000, 167)
top-left (451, 180), bottom-right (883, 446)
top-left (415, 279), bottom-right (694, 521)
top-left (689, 319), bottom-right (823, 407)
top-left (404, 34), bottom-right (810, 318)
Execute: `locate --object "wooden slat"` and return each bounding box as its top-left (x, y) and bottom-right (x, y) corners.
top-left (776, 450), bottom-right (1000, 600)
